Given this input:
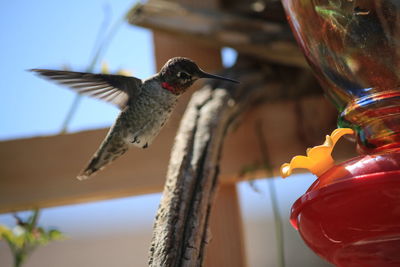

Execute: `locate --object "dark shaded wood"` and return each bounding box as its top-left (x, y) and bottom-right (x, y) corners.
top-left (220, 0), bottom-right (287, 23)
top-left (127, 0), bottom-right (307, 68)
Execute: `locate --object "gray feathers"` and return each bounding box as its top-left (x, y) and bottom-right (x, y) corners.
top-left (30, 69), bottom-right (142, 109)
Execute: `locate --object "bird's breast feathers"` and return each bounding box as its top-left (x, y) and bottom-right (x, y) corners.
top-left (122, 87), bottom-right (178, 148)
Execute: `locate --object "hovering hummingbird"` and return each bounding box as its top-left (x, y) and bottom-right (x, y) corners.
top-left (31, 57), bottom-right (238, 180)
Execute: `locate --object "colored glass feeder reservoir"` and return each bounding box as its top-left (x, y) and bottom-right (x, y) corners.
top-left (290, 148), bottom-right (400, 267)
top-left (280, 1), bottom-right (400, 266)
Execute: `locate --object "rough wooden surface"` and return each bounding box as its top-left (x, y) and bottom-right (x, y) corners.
top-left (127, 0), bottom-right (307, 68)
top-left (148, 66), bottom-right (257, 267)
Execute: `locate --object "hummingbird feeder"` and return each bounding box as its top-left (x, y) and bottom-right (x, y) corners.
top-left (280, 1), bottom-right (400, 266)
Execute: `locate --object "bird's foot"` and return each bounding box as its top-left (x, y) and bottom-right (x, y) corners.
top-left (131, 136), bottom-right (140, 144)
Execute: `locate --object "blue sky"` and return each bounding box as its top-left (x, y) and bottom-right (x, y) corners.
top-left (0, 0), bottom-right (237, 140)
top-left (0, 0), bottom-right (154, 140)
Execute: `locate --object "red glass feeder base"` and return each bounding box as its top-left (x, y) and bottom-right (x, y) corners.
top-left (291, 150), bottom-right (400, 267)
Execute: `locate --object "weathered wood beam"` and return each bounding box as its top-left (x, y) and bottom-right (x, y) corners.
top-left (220, 0), bottom-right (287, 22)
top-left (0, 93), bottom-right (352, 214)
top-left (127, 0), bottom-right (307, 68)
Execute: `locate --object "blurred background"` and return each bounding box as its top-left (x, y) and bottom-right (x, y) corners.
top-left (0, 1), bottom-right (331, 266)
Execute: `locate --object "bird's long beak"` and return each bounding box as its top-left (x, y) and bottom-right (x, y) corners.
top-left (199, 70), bottom-right (239, 83)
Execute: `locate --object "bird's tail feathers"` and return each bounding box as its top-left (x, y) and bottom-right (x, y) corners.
top-left (77, 155), bottom-right (104, 180)
top-left (76, 137), bottom-right (128, 180)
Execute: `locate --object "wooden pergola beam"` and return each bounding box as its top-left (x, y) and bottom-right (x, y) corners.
top-left (127, 0), bottom-right (307, 68)
top-left (0, 94), bottom-right (352, 214)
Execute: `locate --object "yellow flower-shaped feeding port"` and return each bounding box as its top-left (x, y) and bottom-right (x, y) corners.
top-left (281, 128), bottom-right (354, 178)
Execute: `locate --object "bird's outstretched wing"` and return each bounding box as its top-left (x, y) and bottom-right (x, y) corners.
top-left (30, 69), bottom-right (142, 109)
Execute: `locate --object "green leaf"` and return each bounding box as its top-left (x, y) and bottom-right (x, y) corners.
top-left (47, 229), bottom-right (66, 241)
top-left (0, 225), bottom-right (12, 239)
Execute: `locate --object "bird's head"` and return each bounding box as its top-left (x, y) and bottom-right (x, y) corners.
top-left (159, 57), bottom-right (238, 95)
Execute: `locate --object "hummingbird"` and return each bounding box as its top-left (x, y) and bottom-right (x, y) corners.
top-left (31, 57), bottom-right (238, 180)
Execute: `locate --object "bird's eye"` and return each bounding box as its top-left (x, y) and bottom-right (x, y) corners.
top-left (177, 71), bottom-right (191, 80)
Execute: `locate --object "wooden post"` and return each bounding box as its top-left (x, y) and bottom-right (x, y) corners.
top-left (152, 30), bottom-right (247, 266)
top-left (204, 183), bottom-right (247, 267)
